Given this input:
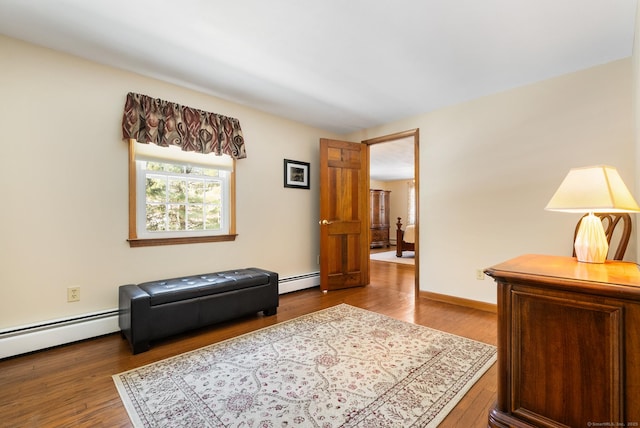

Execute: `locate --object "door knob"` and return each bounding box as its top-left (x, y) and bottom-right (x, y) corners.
top-left (319, 219), bottom-right (333, 225)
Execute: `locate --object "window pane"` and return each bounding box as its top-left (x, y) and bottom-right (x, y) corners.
top-left (204, 181), bottom-right (221, 203)
top-left (146, 204), bottom-right (166, 231)
top-left (187, 205), bottom-right (204, 230)
top-left (188, 180), bottom-right (204, 203)
top-left (186, 166), bottom-right (203, 175)
top-left (168, 179), bottom-right (187, 203)
top-left (146, 176), bottom-right (166, 203)
top-left (203, 168), bottom-right (219, 177)
top-left (205, 204), bottom-right (221, 229)
top-left (168, 204), bottom-right (186, 230)
top-left (165, 163), bottom-right (184, 173)
top-left (145, 161), bottom-right (164, 171)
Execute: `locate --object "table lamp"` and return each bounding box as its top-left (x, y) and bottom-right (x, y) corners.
top-left (545, 165), bottom-right (640, 263)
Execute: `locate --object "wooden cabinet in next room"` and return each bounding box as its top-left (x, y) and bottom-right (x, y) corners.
top-left (370, 189), bottom-right (390, 248)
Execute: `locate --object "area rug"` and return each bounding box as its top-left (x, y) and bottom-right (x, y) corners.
top-left (113, 304), bottom-right (496, 428)
top-left (370, 250), bottom-right (415, 265)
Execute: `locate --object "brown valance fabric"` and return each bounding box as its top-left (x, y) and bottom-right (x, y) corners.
top-left (122, 92), bottom-right (246, 159)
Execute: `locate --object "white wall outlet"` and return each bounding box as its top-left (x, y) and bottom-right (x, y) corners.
top-left (67, 287), bottom-right (80, 302)
top-left (476, 269), bottom-right (485, 280)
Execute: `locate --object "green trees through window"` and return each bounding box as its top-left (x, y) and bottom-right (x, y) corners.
top-left (142, 161), bottom-right (223, 233)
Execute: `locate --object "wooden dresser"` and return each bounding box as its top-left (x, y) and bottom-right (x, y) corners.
top-left (485, 254), bottom-right (640, 428)
top-left (369, 189), bottom-right (390, 248)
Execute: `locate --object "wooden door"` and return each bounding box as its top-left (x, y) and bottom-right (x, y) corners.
top-left (319, 138), bottom-right (370, 291)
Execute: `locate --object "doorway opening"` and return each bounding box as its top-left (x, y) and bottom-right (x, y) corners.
top-left (364, 129), bottom-right (419, 298)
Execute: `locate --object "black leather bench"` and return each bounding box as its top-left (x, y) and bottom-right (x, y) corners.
top-left (118, 267), bottom-right (278, 354)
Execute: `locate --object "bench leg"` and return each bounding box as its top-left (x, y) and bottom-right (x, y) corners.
top-left (132, 341), bottom-right (150, 355)
top-left (263, 307), bottom-right (277, 316)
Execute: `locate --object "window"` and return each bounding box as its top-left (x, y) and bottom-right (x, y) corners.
top-left (128, 141), bottom-right (236, 247)
top-left (137, 161), bottom-right (229, 236)
top-left (407, 180), bottom-right (416, 226)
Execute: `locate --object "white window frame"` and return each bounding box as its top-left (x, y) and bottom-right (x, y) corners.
top-left (127, 140), bottom-right (237, 247)
top-left (135, 162), bottom-right (231, 239)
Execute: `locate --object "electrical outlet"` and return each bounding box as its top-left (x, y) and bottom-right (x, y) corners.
top-left (476, 269), bottom-right (485, 280)
top-left (67, 287), bottom-right (80, 302)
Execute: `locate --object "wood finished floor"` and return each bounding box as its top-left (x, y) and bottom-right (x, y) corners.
top-left (0, 260), bottom-right (497, 427)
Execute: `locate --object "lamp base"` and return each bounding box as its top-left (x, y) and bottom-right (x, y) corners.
top-left (574, 213), bottom-right (608, 263)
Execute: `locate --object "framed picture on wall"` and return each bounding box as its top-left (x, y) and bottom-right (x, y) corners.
top-left (284, 159), bottom-right (310, 189)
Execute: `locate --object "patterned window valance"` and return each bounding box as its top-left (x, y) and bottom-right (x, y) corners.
top-left (121, 92), bottom-right (246, 159)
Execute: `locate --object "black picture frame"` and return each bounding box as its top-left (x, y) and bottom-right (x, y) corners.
top-left (284, 159), bottom-right (310, 189)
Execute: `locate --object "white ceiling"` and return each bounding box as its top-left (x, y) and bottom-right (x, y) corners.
top-left (370, 138), bottom-right (415, 181)
top-left (0, 0), bottom-right (636, 180)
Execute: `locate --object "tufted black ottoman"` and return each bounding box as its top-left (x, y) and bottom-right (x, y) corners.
top-left (118, 267), bottom-right (278, 354)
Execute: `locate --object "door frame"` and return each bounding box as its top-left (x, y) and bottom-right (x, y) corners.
top-left (363, 128), bottom-right (419, 299)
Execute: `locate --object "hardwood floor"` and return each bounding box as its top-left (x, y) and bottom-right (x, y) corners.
top-left (0, 261), bottom-right (497, 427)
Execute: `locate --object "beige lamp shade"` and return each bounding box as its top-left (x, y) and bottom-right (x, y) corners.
top-left (546, 165), bottom-right (640, 263)
top-left (545, 165), bottom-right (640, 213)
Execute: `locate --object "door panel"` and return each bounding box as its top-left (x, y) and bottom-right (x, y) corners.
top-left (319, 138), bottom-right (369, 291)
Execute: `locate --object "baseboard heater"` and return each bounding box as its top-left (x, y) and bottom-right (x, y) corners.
top-left (0, 272), bottom-right (320, 359)
top-left (278, 271), bottom-right (320, 294)
top-left (0, 309), bottom-right (120, 360)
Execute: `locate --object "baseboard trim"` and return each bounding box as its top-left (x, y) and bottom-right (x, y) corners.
top-left (419, 290), bottom-right (497, 313)
top-left (0, 272), bottom-right (321, 359)
top-left (278, 271), bottom-right (320, 294)
top-left (0, 310), bottom-right (120, 360)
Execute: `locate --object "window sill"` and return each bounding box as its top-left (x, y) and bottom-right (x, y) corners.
top-left (128, 234), bottom-right (237, 248)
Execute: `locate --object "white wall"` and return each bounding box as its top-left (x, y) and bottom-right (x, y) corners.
top-left (0, 34), bottom-right (634, 335)
top-left (369, 179), bottom-right (388, 190)
top-left (351, 59), bottom-right (635, 304)
top-left (0, 35), bottom-right (339, 330)
top-left (385, 180), bottom-right (411, 231)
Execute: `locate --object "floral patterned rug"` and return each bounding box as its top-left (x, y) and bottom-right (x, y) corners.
top-left (113, 304), bottom-right (496, 427)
